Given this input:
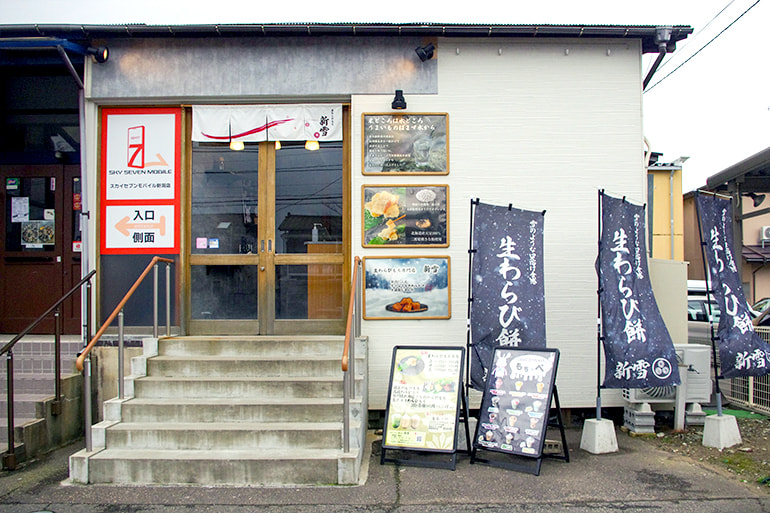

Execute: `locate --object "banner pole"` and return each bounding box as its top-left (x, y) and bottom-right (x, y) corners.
top-left (596, 189), bottom-right (603, 421)
top-left (694, 191), bottom-right (724, 416)
top-left (465, 198), bottom-right (479, 401)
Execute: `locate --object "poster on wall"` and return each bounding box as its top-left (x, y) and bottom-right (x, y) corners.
top-left (382, 346), bottom-right (465, 452)
top-left (362, 113), bottom-right (448, 174)
top-left (472, 348), bottom-right (559, 459)
top-left (362, 185), bottom-right (448, 247)
top-left (363, 256), bottom-right (450, 319)
top-left (100, 108), bottom-right (181, 254)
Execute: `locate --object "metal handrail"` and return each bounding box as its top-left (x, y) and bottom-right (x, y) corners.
top-left (341, 256), bottom-right (362, 453)
top-left (1, 269), bottom-right (96, 470)
top-left (77, 256), bottom-right (174, 453)
top-left (76, 256), bottom-right (174, 372)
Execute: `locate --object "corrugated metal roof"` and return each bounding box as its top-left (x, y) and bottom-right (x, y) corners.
top-left (707, 147), bottom-right (770, 193)
top-left (0, 22), bottom-right (693, 54)
top-left (743, 245), bottom-right (770, 263)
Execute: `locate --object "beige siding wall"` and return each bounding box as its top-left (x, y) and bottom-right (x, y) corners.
top-left (353, 38), bottom-right (646, 409)
top-left (649, 168), bottom-right (684, 260)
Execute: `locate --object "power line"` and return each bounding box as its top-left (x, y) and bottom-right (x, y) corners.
top-left (655, 0), bottom-right (736, 74)
top-left (645, 0), bottom-right (762, 92)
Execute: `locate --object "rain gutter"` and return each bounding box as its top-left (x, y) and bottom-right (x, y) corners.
top-left (643, 26), bottom-right (673, 90)
top-left (0, 23), bottom-right (693, 54)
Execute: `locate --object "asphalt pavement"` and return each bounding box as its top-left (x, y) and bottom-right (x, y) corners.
top-left (0, 425), bottom-right (768, 513)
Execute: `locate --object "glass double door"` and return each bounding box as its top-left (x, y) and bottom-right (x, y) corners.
top-left (188, 141), bottom-right (346, 335)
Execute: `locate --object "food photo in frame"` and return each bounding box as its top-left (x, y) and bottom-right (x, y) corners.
top-left (362, 185), bottom-right (448, 247)
top-left (363, 256), bottom-right (451, 320)
top-left (362, 113), bottom-right (448, 174)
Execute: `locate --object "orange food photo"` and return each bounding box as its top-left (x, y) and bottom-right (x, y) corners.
top-left (387, 297), bottom-right (427, 313)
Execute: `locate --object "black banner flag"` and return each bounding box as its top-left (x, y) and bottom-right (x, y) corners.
top-left (695, 193), bottom-right (770, 378)
top-left (597, 192), bottom-right (680, 389)
top-left (470, 202), bottom-right (546, 390)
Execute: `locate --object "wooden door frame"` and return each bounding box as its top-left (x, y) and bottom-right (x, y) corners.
top-left (184, 104), bottom-right (351, 336)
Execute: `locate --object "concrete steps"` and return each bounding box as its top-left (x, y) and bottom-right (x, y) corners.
top-left (0, 335), bottom-right (84, 462)
top-left (86, 448), bottom-right (342, 486)
top-left (70, 335), bottom-right (368, 486)
top-left (132, 375), bottom-right (363, 398)
top-left (117, 396), bottom-right (347, 423)
top-left (103, 421), bottom-right (346, 449)
top-left (146, 355), bottom-right (350, 378)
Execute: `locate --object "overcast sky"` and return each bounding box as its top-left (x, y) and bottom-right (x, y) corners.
top-left (1, 0), bottom-right (767, 192)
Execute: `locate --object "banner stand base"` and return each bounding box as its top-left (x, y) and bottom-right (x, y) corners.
top-left (580, 418), bottom-right (618, 454)
top-left (702, 414), bottom-right (742, 449)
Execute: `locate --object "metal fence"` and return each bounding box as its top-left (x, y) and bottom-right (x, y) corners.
top-left (720, 327), bottom-right (770, 416)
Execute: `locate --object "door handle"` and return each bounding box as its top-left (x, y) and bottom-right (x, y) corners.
top-left (260, 266), bottom-right (265, 271)
top-left (260, 240), bottom-right (265, 252)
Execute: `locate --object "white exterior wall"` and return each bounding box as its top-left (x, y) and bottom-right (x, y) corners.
top-left (80, 34), bottom-right (650, 411)
top-left (353, 38), bottom-right (647, 409)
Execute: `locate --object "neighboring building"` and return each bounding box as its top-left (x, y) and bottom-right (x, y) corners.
top-left (645, 152), bottom-right (688, 347)
top-left (683, 147), bottom-right (770, 304)
top-left (0, 22), bottom-right (693, 415)
top-left (647, 152), bottom-right (685, 261)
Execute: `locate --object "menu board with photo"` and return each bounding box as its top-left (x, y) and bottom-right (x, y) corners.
top-left (362, 113), bottom-right (448, 175)
top-left (382, 346), bottom-right (465, 453)
top-left (473, 348), bottom-right (560, 459)
top-left (362, 185), bottom-right (448, 247)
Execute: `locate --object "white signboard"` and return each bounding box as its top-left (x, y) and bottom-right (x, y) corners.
top-left (104, 205), bottom-right (175, 251)
top-left (100, 108), bottom-right (180, 254)
top-left (104, 113), bottom-right (178, 201)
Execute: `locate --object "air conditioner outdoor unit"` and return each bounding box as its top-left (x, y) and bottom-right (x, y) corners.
top-left (622, 344), bottom-right (711, 404)
top-left (762, 226), bottom-right (770, 241)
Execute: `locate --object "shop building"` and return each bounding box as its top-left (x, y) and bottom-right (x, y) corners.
top-left (0, 22), bottom-right (692, 483)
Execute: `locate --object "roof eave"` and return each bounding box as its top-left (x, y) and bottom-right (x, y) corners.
top-left (0, 23), bottom-right (693, 53)
top-left (706, 147), bottom-right (770, 191)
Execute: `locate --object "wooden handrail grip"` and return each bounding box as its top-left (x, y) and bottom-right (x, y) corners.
top-left (76, 256), bottom-right (174, 371)
top-left (342, 256), bottom-right (361, 372)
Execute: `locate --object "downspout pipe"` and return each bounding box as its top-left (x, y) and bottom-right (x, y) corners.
top-left (56, 45), bottom-right (90, 346)
top-left (643, 26), bottom-right (673, 90)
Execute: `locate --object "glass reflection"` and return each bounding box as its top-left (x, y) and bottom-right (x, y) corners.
top-left (191, 144), bottom-right (259, 255)
top-left (276, 264), bottom-right (343, 320)
top-left (191, 265), bottom-right (257, 319)
top-left (274, 141), bottom-right (342, 254)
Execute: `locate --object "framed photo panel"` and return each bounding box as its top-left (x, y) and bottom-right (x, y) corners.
top-left (362, 185), bottom-right (448, 247)
top-left (363, 256), bottom-right (451, 320)
top-left (362, 113), bottom-right (448, 175)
